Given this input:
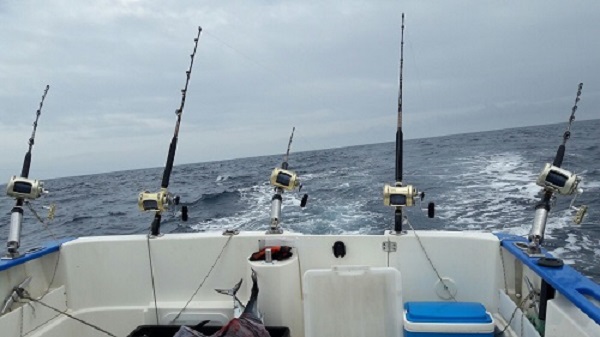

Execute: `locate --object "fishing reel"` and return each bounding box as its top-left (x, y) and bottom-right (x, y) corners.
top-left (6, 176), bottom-right (45, 200)
top-left (383, 183), bottom-right (434, 218)
top-left (536, 163), bottom-right (580, 195)
top-left (535, 163), bottom-right (587, 225)
top-left (138, 190), bottom-right (169, 212)
top-left (269, 167), bottom-right (308, 207)
top-left (138, 189), bottom-right (188, 221)
top-left (383, 184), bottom-right (416, 207)
top-left (270, 168), bottom-right (301, 191)
top-left (268, 167), bottom-right (308, 234)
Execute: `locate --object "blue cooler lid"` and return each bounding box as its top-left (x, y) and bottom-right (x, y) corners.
top-left (405, 302), bottom-right (492, 324)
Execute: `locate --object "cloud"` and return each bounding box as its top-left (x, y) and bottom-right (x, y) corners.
top-left (1, 0), bottom-right (598, 179)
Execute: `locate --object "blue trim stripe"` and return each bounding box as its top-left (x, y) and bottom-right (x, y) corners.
top-left (0, 238), bottom-right (75, 272)
top-left (495, 233), bottom-right (600, 325)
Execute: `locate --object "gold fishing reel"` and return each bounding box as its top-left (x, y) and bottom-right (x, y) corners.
top-left (270, 168), bottom-right (301, 191)
top-left (6, 176), bottom-right (45, 200)
top-left (138, 188), bottom-right (188, 220)
top-left (383, 183), bottom-right (417, 207)
top-left (138, 189), bottom-right (170, 212)
top-left (384, 183), bottom-right (434, 219)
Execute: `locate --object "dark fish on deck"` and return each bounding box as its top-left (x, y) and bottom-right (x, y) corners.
top-left (174, 270), bottom-right (269, 337)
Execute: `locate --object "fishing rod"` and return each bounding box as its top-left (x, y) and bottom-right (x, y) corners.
top-left (528, 83), bottom-right (586, 255)
top-left (138, 26), bottom-right (202, 237)
top-left (4, 85), bottom-right (50, 259)
top-left (396, 12), bottom-right (405, 183)
top-left (267, 127), bottom-right (308, 234)
top-left (383, 14), bottom-right (433, 234)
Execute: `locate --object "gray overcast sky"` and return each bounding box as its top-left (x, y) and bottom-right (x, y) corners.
top-left (1, 0), bottom-right (598, 179)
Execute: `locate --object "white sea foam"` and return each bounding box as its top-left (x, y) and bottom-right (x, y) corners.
top-left (582, 181), bottom-right (600, 189)
top-left (436, 152), bottom-right (541, 230)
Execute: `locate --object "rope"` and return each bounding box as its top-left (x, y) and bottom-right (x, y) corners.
top-left (170, 234), bottom-right (233, 324)
top-left (495, 291), bottom-right (532, 336)
top-left (14, 245), bottom-right (61, 336)
top-left (405, 217), bottom-right (457, 301)
top-left (18, 294), bottom-right (117, 337)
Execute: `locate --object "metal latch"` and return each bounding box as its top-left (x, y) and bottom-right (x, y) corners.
top-left (382, 241), bottom-right (397, 252)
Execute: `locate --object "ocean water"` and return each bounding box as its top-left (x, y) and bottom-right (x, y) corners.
top-left (1, 120), bottom-right (599, 283)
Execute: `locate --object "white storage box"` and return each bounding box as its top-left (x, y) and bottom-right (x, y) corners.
top-left (303, 266), bottom-right (403, 337)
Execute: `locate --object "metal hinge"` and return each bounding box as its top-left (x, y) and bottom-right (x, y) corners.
top-left (382, 241), bottom-right (397, 252)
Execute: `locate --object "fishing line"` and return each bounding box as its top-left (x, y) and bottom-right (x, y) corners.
top-left (405, 30), bottom-right (426, 113)
top-left (170, 234), bottom-right (233, 324)
top-left (293, 132), bottom-right (321, 155)
top-left (42, 250), bottom-right (61, 297)
top-left (23, 201), bottom-right (57, 240)
top-left (405, 217), bottom-right (457, 302)
top-left (202, 28), bottom-right (366, 138)
top-left (146, 235), bottom-right (160, 325)
top-left (203, 30), bottom-right (293, 85)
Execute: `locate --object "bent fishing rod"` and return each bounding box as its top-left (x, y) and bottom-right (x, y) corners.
top-left (138, 26), bottom-right (202, 236)
top-left (528, 83), bottom-right (586, 254)
top-left (383, 14), bottom-right (434, 234)
top-left (4, 85), bottom-right (50, 259)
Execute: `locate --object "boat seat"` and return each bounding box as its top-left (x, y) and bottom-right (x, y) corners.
top-left (302, 265), bottom-right (403, 337)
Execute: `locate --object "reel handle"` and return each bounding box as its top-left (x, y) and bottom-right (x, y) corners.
top-left (300, 194), bottom-right (308, 208)
top-left (181, 206), bottom-right (189, 222)
top-left (427, 202), bottom-right (435, 218)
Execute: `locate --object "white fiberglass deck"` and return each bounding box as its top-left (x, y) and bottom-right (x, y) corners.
top-left (1, 231), bottom-right (599, 337)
